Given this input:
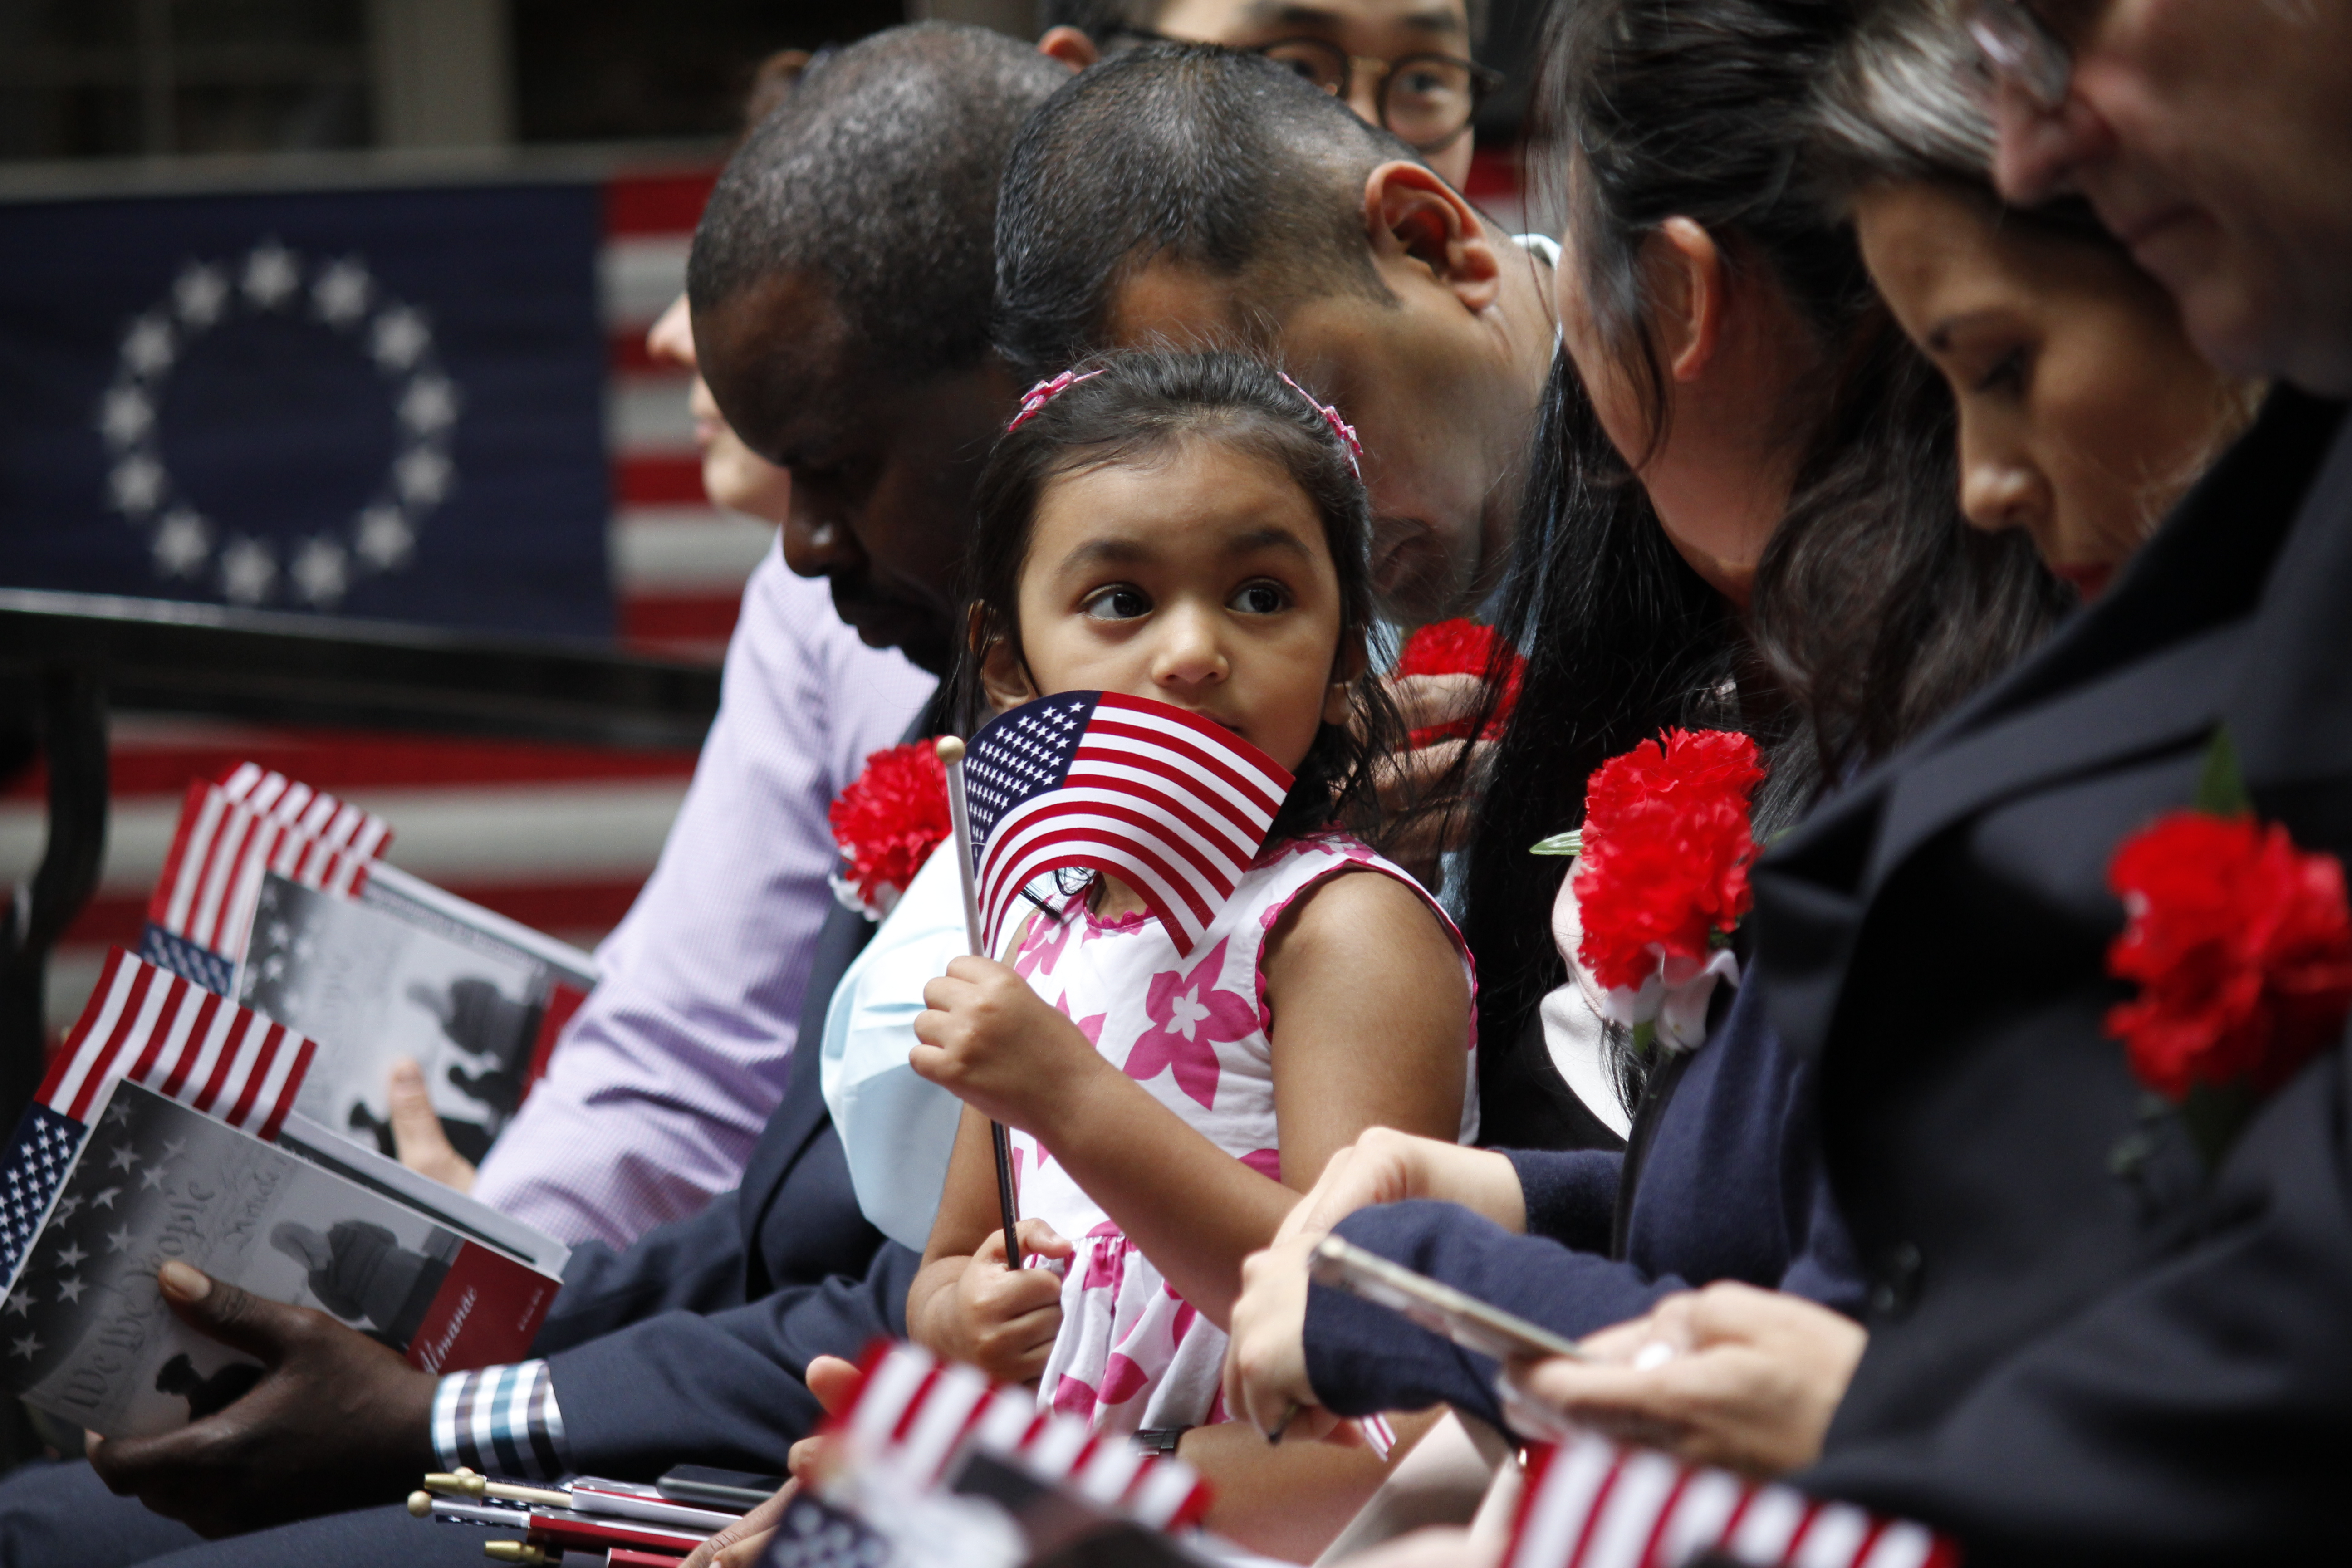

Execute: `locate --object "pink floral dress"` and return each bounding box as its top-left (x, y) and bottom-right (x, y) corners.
top-left (1004, 831), bottom-right (1478, 1436)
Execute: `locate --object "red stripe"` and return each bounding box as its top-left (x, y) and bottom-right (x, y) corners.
top-left (159, 985), bottom-right (217, 1100)
top-left (985, 818), bottom-right (1213, 931)
top-left (1081, 718), bottom-right (1287, 823)
top-left (890, 1365), bottom-right (945, 1446)
top-left (67, 961), bottom-right (159, 1121)
top-left (1564, 1451), bottom-right (1627, 1568)
top-left (191, 807), bottom-right (260, 946)
top-left (146, 781), bottom-right (212, 925)
top-left (620, 592), bottom-right (741, 647)
top-left (609, 331), bottom-right (667, 373)
top-left (1093, 693), bottom-right (1292, 792)
top-left (61, 879), bottom-right (651, 952)
top-left (1843, 1518), bottom-right (1889, 1568)
top-left (603, 171), bottom-right (718, 237)
top-left (41, 949), bottom-right (129, 1108)
top-left (1779, 1499), bottom-right (1826, 1565)
top-left (221, 1021), bottom-right (284, 1130)
top-left (137, 987), bottom-right (216, 1093)
top-left (1068, 748), bottom-right (1263, 853)
top-left (1634, 1466), bottom-right (1693, 1568)
top-left (191, 1008), bottom-right (254, 1114)
top-left (259, 1037), bottom-right (314, 1141)
top-left (984, 800), bottom-right (1226, 925)
top-left (613, 454), bottom-right (708, 505)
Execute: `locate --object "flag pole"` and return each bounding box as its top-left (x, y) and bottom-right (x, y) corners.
top-left (936, 736), bottom-right (1024, 1274)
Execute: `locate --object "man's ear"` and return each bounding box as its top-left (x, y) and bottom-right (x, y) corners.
top-left (978, 623), bottom-right (1040, 714)
top-left (1035, 27), bottom-right (1097, 69)
top-left (1642, 217), bottom-right (1725, 383)
top-left (1362, 161), bottom-right (1502, 313)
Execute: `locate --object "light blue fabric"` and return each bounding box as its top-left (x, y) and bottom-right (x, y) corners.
top-left (818, 846), bottom-right (971, 1252)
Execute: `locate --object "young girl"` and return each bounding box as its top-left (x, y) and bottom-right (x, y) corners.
top-left (906, 351), bottom-right (1476, 1450)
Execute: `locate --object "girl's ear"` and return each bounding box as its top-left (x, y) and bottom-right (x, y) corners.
top-left (1323, 626), bottom-right (1369, 727)
top-left (978, 620), bottom-right (1040, 714)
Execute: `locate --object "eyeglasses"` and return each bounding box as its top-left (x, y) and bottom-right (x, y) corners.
top-left (1114, 31), bottom-right (1502, 153)
top-left (1964, 0), bottom-right (2074, 110)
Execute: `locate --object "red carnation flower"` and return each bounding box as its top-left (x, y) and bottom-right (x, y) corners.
top-left (1573, 729), bottom-right (1764, 995)
top-left (2104, 811), bottom-right (2352, 1101)
top-left (828, 741), bottom-right (951, 917)
top-left (1394, 619), bottom-right (1526, 747)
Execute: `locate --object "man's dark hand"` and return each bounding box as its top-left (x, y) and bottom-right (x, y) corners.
top-left (85, 1261), bottom-right (440, 1537)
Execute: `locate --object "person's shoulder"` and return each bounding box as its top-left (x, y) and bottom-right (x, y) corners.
top-left (1256, 834), bottom-right (1460, 956)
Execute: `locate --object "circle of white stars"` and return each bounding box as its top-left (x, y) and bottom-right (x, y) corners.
top-left (95, 237), bottom-right (463, 609)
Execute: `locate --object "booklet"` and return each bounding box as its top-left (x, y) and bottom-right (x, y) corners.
top-left (235, 864), bottom-right (595, 1165)
top-left (0, 1077), bottom-right (564, 1439)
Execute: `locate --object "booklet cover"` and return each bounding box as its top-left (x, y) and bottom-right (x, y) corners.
top-left (236, 866), bottom-right (593, 1164)
top-left (1, 1078), bottom-right (563, 1438)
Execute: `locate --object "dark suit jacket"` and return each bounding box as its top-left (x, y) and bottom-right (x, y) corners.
top-left (523, 883), bottom-right (921, 1477)
top-left (1753, 391), bottom-right (2352, 1563)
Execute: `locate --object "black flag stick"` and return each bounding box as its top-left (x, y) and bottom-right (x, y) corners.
top-left (937, 736), bottom-right (1024, 1272)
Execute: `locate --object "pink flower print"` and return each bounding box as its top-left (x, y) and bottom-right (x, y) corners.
top-left (1053, 1373), bottom-right (1099, 1418)
top-left (1099, 1353), bottom-right (1151, 1406)
top-left (1126, 938), bottom-right (1255, 1108)
top-left (1239, 1147), bottom-right (1282, 1182)
top-left (1017, 913), bottom-right (1078, 981)
top-left (1053, 994), bottom-right (1108, 1050)
top-left (1082, 1223), bottom-right (1125, 1289)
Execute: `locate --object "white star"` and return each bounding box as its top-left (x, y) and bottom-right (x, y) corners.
top-left (392, 445), bottom-right (451, 505)
top-left (3, 1291), bottom-right (32, 1318)
top-left (160, 1139), bottom-right (185, 1161)
top-left (356, 504), bottom-right (414, 569)
top-left (220, 536), bottom-right (277, 604)
top-left (369, 306), bottom-right (430, 371)
top-left (152, 508), bottom-right (211, 578)
top-left (138, 1163), bottom-right (169, 1191)
top-left (290, 536), bottom-right (350, 606)
top-left (101, 1102), bottom-right (133, 1129)
top-left (54, 1275), bottom-right (84, 1305)
top-left (108, 454), bottom-right (166, 516)
top-left (103, 1225), bottom-right (135, 1254)
top-left (9, 1334), bottom-right (41, 1361)
top-left (173, 263), bottom-right (229, 328)
top-left (260, 953), bottom-right (285, 982)
top-left (122, 314), bottom-right (176, 378)
top-left (53, 1241), bottom-right (86, 1268)
top-left (242, 240), bottom-right (300, 310)
top-left (310, 257), bottom-right (372, 326)
top-left (397, 373), bottom-right (459, 436)
top-left (99, 384), bottom-right (153, 449)
top-left (105, 1145), bottom-right (138, 1172)
top-left (50, 1195), bottom-right (81, 1221)
top-left (91, 1186), bottom-right (121, 1210)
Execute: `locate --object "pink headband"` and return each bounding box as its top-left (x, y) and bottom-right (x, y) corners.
top-left (1003, 364), bottom-right (1365, 477)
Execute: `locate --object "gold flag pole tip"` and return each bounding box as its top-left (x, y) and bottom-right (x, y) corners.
top-left (407, 1491), bottom-right (433, 1518)
top-left (935, 735), bottom-right (966, 765)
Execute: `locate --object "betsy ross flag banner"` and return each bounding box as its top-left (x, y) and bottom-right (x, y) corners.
top-left (143, 763), bottom-right (387, 994)
top-left (1507, 1434), bottom-right (1958, 1568)
top-left (962, 692), bottom-right (1293, 957)
top-left (1, 949), bottom-right (317, 1284)
top-left (836, 1341), bottom-right (1212, 1532)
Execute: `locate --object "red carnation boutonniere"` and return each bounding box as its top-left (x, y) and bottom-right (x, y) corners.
top-left (2104, 731), bottom-right (2352, 1163)
top-left (1560, 727), bottom-right (1766, 1054)
top-left (1393, 618), bottom-right (1527, 748)
top-left (828, 740), bottom-right (951, 921)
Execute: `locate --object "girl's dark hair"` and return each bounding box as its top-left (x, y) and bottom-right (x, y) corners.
top-left (958, 349), bottom-right (1405, 846)
top-left (1465, 0), bottom-right (2069, 1142)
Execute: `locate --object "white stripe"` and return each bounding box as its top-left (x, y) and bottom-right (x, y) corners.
top-left (466, 1366), bottom-right (506, 1474)
top-left (1071, 1441), bottom-right (1145, 1509)
top-left (848, 1348), bottom-right (934, 1453)
top-left (1856, 1523), bottom-right (1940, 1568)
top-left (896, 1362), bottom-right (990, 1484)
top-left (1075, 730), bottom-right (1284, 827)
top-left (980, 793), bottom-right (1222, 920)
top-left (1726, 1486), bottom-right (1809, 1564)
top-left (250, 1024), bottom-right (312, 1130)
top-left (219, 762), bottom-right (263, 802)
top-left (1126, 1463), bottom-right (1199, 1530)
top-left (1658, 1470), bottom-right (1749, 1565)
top-left (168, 991), bottom-right (236, 1108)
top-left (608, 377), bottom-right (696, 454)
top-left (969, 1386), bottom-right (1036, 1456)
top-left (612, 509), bottom-right (777, 590)
top-left (271, 780), bottom-right (314, 825)
top-left (1063, 757), bottom-right (1261, 864)
top-left (982, 832), bottom-right (1208, 955)
top-left (1509, 1440), bottom-right (1616, 1568)
top-left (1088, 700), bottom-right (1291, 801)
top-left (502, 1364), bottom-right (540, 1474)
top-left (160, 788), bottom-right (229, 932)
top-left (987, 779), bottom-right (1249, 902)
top-left (600, 236), bottom-right (690, 328)
top-left (243, 771), bottom-right (289, 814)
top-left (186, 797), bottom-right (257, 947)
top-left (1794, 1504), bottom-right (1874, 1568)
top-left (51, 954), bottom-right (139, 1109)
top-left (1580, 1449), bottom-right (1682, 1568)
top-left (1020, 1414), bottom-right (1089, 1481)
top-left (431, 1375), bottom-right (462, 1470)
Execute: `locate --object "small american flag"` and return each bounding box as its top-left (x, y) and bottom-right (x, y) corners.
top-left (834, 1341), bottom-right (1211, 1532)
top-left (143, 764), bottom-right (387, 990)
top-left (962, 693), bottom-right (1292, 956)
top-left (1, 948), bottom-right (318, 1283)
top-left (1506, 1434), bottom-right (1959, 1568)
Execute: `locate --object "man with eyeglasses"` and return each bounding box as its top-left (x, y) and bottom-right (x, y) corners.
top-left (1744, 1), bottom-right (2352, 1561)
top-left (1035, 0), bottom-right (1495, 186)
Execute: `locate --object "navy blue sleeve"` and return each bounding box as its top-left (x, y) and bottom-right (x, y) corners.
top-left (545, 1241), bottom-right (920, 1477)
top-left (1503, 1148), bottom-right (1622, 1252)
top-left (533, 1191), bottom-right (752, 1355)
top-left (1302, 1200), bottom-right (1688, 1431)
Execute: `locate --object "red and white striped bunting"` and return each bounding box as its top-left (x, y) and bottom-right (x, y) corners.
top-left (147, 766), bottom-right (386, 959)
top-left (835, 1342), bottom-right (1211, 1533)
top-left (1507, 1435), bottom-right (1960, 1568)
top-left (42, 948), bottom-right (318, 1140)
